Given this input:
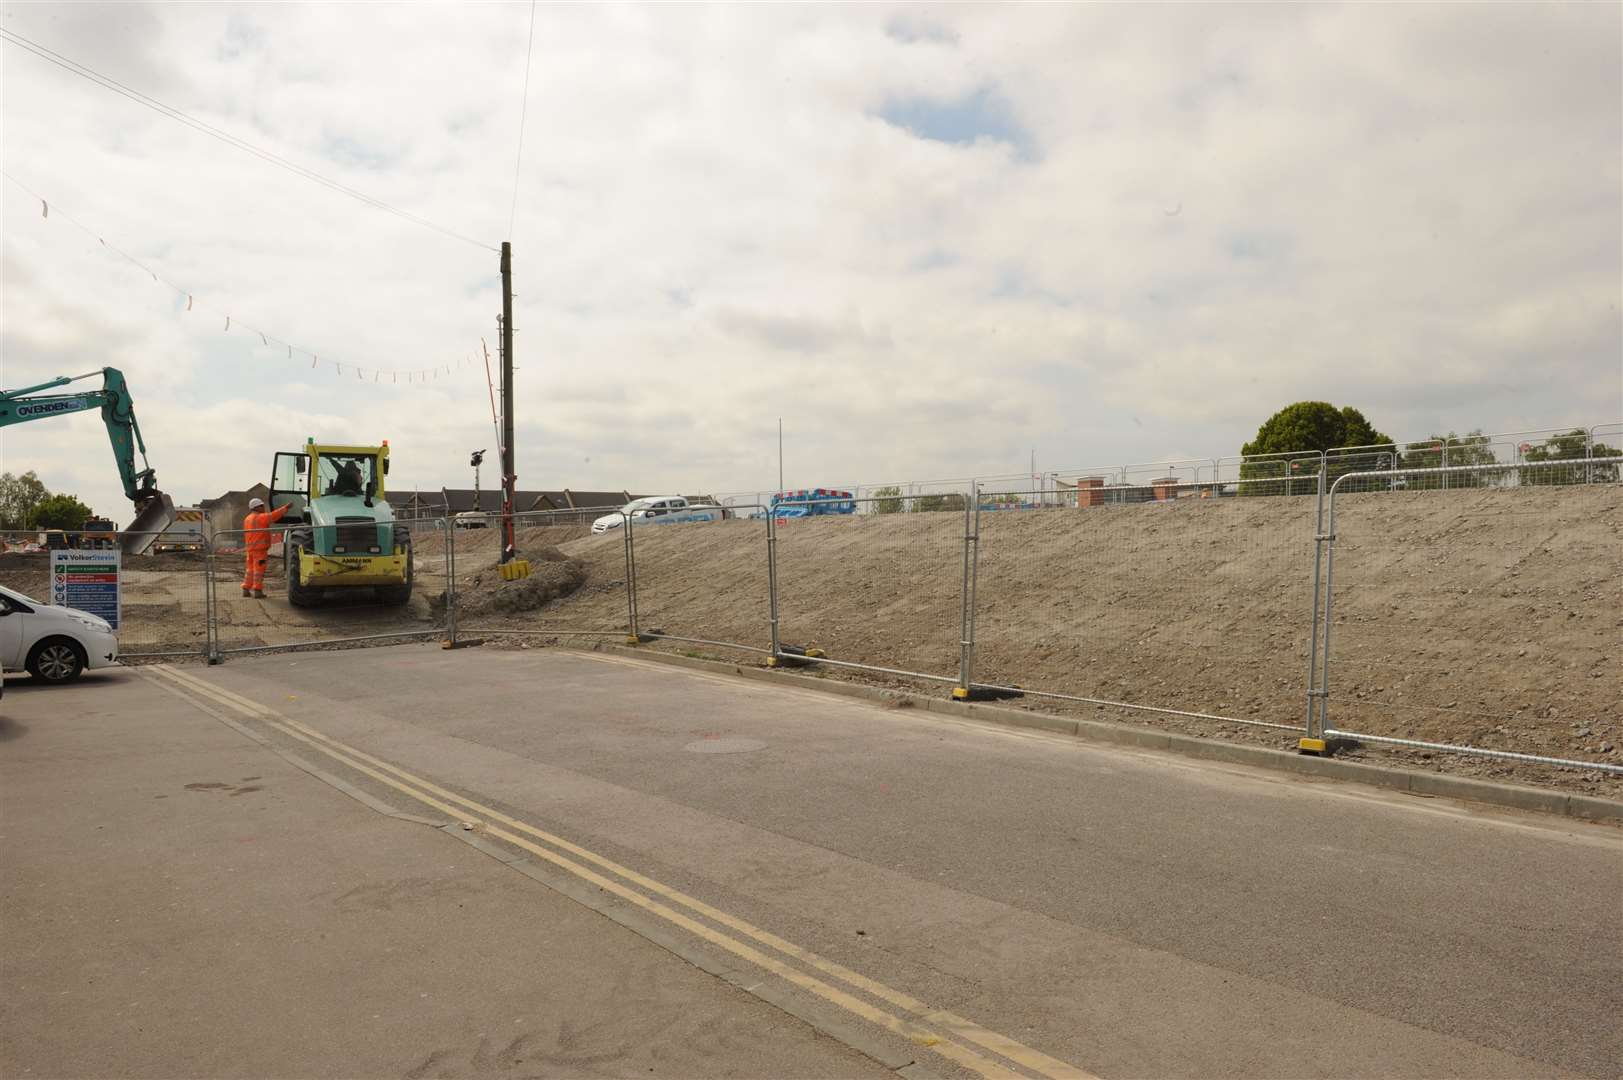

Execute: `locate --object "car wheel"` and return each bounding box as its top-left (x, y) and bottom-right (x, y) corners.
top-left (27, 637), bottom-right (86, 683)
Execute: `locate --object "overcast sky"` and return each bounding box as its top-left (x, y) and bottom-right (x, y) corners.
top-left (3, 2), bottom-right (1619, 519)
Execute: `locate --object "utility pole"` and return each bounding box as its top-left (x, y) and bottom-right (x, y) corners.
top-left (500, 241), bottom-right (516, 561)
top-left (778, 418), bottom-right (783, 492)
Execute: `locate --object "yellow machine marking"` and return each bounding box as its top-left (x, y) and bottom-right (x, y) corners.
top-left (147, 664), bottom-right (1096, 1080)
top-left (299, 551), bottom-right (407, 586)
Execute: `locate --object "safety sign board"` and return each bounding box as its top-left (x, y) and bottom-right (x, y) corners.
top-left (50, 549), bottom-right (121, 629)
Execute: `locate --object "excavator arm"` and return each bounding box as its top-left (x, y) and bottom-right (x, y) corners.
top-left (0, 367), bottom-right (176, 553)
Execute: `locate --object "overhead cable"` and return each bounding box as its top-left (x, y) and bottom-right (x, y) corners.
top-left (507, 0), bottom-right (538, 240)
top-left (4, 171), bottom-right (474, 385)
top-left (0, 27), bottom-right (498, 253)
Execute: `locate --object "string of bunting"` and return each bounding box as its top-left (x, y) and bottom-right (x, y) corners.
top-left (4, 171), bottom-right (474, 385)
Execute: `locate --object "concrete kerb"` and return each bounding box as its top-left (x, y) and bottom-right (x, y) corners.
top-left (592, 645), bottom-right (1623, 825)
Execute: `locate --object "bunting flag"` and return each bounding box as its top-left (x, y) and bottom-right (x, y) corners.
top-left (4, 173), bottom-right (479, 389)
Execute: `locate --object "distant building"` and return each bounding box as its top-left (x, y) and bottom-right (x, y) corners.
top-left (200, 483), bottom-right (270, 538)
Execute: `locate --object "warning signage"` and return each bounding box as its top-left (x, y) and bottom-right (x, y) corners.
top-left (50, 549), bottom-right (121, 629)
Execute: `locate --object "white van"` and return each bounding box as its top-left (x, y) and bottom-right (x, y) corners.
top-left (591, 496), bottom-right (722, 535)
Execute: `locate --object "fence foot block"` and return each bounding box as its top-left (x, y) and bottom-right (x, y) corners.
top-left (442, 638), bottom-right (484, 650)
top-left (1298, 737), bottom-right (1328, 754)
top-left (770, 646), bottom-right (824, 669)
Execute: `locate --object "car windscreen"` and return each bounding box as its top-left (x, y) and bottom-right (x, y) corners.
top-left (318, 453), bottom-right (377, 497)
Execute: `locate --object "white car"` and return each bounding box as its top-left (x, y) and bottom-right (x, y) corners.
top-left (591, 496), bottom-right (723, 535)
top-left (0, 583), bottom-right (120, 684)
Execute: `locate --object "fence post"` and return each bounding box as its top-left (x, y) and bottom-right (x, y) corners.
top-left (1314, 474), bottom-right (1342, 744)
top-left (1301, 465), bottom-right (1328, 749)
top-left (622, 511), bottom-right (640, 643)
top-left (443, 517), bottom-right (458, 646)
top-left (204, 537), bottom-right (223, 664)
top-left (766, 510), bottom-right (782, 662)
top-left (954, 484), bottom-right (980, 700)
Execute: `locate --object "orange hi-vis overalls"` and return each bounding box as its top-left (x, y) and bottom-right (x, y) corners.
top-left (241, 503), bottom-right (291, 592)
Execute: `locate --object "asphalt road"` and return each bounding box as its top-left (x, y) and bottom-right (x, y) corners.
top-left (0, 667), bottom-right (891, 1080)
top-left (5, 646), bottom-right (1620, 1078)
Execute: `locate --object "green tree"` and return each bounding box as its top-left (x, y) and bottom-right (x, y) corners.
top-left (1523, 429), bottom-right (1620, 484)
top-left (0, 470), bottom-right (51, 530)
top-left (872, 485), bottom-right (904, 514)
top-left (1400, 430), bottom-right (1502, 489)
top-left (910, 493), bottom-right (966, 513)
top-left (1240, 402), bottom-right (1393, 495)
top-left (28, 493), bottom-right (94, 531)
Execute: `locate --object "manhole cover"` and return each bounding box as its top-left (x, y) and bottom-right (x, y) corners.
top-left (683, 738), bottom-right (768, 755)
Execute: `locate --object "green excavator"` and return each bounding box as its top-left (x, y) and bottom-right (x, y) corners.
top-left (0, 368), bottom-right (176, 554)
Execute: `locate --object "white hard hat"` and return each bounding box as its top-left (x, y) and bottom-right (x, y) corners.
top-left (249, 497), bottom-right (266, 509)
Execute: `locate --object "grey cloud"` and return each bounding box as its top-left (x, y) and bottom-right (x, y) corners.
top-left (711, 308), bottom-right (892, 355)
top-left (1, 3), bottom-right (1618, 517)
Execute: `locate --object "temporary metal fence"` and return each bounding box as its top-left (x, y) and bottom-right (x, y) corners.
top-left (451, 507), bottom-right (631, 642)
top-left (0, 527), bottom-right (210, 659)
top-left (9, 456), bottom-right (1620, 779)
top-left (623, 503), bottom-right (773, 654)
top-left (773, 494), bottom-right (971, 683)
top-left (967, 477), bottom-right (1316, 733)
top-left (207, 518), bottom-right (450, 657)
top-left (1302, 458), bottom-right (1623, 774)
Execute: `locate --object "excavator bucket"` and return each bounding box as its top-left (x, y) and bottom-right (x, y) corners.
top-left (121, 493), bottom-right (176, 555)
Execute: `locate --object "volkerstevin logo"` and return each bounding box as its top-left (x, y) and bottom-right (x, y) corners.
top-left (16, 400), bottom-right (87, 418)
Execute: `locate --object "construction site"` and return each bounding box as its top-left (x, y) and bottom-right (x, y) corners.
top-left (5, 7), bottom-right (1621, 1079)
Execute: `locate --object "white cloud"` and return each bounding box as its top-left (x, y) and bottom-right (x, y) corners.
top-left (2, 1), bottom-right (1618, 523)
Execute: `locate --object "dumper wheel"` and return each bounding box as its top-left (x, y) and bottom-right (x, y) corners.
top-left (286, 540), bottom-right (319, 608)
top-left (378, 541), bottom-right (413, 606)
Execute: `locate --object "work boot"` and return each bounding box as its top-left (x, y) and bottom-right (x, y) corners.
top-left (242, 587), bottom-right (252, 597)
top-left (253, 589), bottom-right (267, 599)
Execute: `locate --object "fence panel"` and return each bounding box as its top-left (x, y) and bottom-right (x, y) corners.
top-left (0, 528), bottom-right (210, 659)
top-left (1318, 460), bottom-right (1623, 772)
top-left (774, 493), bottom-right (969, 683)
top-left (624, 504), bottom-right (771, 654)
top-left (970, 479), bottom-right (1316, 734)
top-left (209, 518), bottom-right (449, 656)
top-left (450, 508), bottom-right (630, 640)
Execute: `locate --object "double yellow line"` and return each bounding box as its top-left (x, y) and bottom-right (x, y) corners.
top-left (145, 664), bottom-right (1095, 1080)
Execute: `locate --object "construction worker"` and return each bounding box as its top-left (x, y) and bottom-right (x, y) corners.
top-left (241, 496), bottom-right (289, 598)
top-left (332, 460), bottom-right (364, 497)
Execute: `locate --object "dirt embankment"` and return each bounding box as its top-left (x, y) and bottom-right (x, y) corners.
top-left (524, 488), bottom-right (1620, 794)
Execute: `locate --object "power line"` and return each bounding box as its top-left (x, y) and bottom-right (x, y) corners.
top-left (507, 0), bottom-right (538, 240)
top-left (4, 171), bottom-right (476, 385)
top-left (0, 27), bottom-right (498, 253)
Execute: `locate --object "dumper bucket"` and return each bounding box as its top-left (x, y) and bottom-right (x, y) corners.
top-left (122, 493), bottom-right (176, 555)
